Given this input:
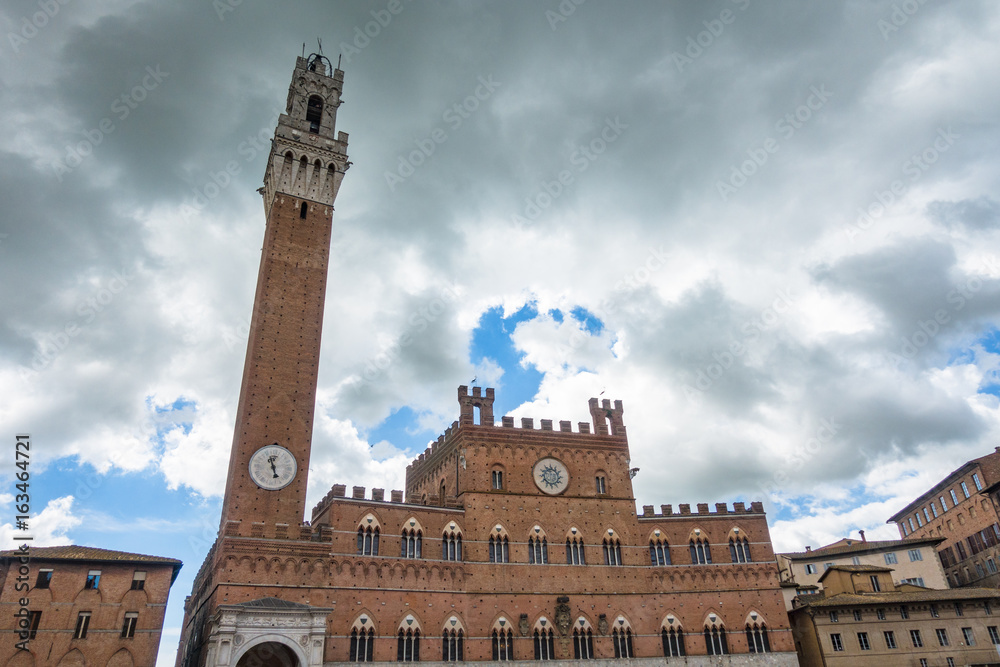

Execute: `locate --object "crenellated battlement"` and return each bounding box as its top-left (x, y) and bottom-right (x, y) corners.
top-left (637, 501), bottom-right (765, 519)
top-left (405, 387), bottom-right (627, 475)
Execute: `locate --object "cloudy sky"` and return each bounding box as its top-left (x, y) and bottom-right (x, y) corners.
top-left (2, 0), bottom-right (1000, 663)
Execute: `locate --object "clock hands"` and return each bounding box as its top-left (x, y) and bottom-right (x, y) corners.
top-left (268, 454), bottom-right (279, 478)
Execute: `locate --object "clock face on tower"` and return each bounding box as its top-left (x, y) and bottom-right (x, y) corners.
top-left (532, 457), bottom-right (570, 495)
top-left (249, 444), bottom-right (297, 490)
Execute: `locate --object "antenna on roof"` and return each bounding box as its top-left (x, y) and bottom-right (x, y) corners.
top-left (317, 37), bottom-right (323, 56)
top-left (338, 53), bottom-right (342, 69)
top-left (301, 43), bottom-right (306, 58)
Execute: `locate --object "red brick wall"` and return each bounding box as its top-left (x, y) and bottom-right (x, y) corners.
top-left (0, 558), bottom-right (175, 666)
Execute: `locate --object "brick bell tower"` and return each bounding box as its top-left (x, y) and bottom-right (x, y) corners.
top-left (219, 53), bottom-right (350, 532)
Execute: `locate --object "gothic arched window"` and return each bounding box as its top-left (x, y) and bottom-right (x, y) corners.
top-left (650, 538), bottom-right (671, 565)
top-left (730, 535), bottom-right (752, 563)
top-left (401, 528), bottom-right (422, 559)
top-left (396, 628), bottom-right (420, 662)
top-left (357, 526), bottom-right (380, 556)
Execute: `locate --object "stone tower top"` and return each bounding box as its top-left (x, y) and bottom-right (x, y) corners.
top-left (458, 384), bottom-right (494, 426)
top-left (261, 54), bottom-right (350, 218)
top-left (589, 397), bottom-right (626, 436)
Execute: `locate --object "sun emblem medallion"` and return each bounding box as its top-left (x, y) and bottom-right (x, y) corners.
top-left (532, 457), bottom-right (570, 495)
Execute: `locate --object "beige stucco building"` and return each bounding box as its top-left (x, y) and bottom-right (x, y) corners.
top-left (777, 534), bottom-right (947, 610)
top-left (789, 565), bottom-right (1000, 666)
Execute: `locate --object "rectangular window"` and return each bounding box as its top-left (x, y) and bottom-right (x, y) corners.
top-left (920, 660), bottom-right (927, 667)
top-left (931, 502), bottom-right (939, 517)
top-left (908, 549), bottom-right (923, 562)
top-left (977, 562), bottom-right (986, 578)
top-left (909, 517), bottom-right (916, 532)
top-left (121, 612), bottom-right (138, 639)
top-left (975, 473), bottom-right (983, 490)
top-left (962, 627), bottom-right (975, 646)
top-left (941, 495), bottom-right (949, 511)
top-left (988, 626), bottom-right (999, 644)
top-left (884, 552), bottom-right (897, 564)
top-left (853, 610), bottom-right (863, 621)
top-left (952, 489), bottom-right (960, 505)
top-left (851, 556), bottom-right (861, 565)
top-left (492, 470), bottom-right (503, 490)
top-left (84, 570), bottom-right (100, 589)
top-left (901, 577), bottom-right (925, 587)
top-left (924, 508), bottom-right (932, 523)
top-left (595, 476), bottom-right (606, 494)
top-left (870, 575), bottom-right (881, 592)
top-left (877, 608), bottom-right (886, 620)
top-left (955, 603), bottom-right (963, 616)
top-left (962, 481), bottom-right (970, 499)
top-left (830, 633), bottom-right (843, 651)
top-left (27, 611), bottom-right (41, 639)
top-left (902, 522), bottom-right (909, 536)
top-left (884, 630), bottom-right (897, 649)
top-left (35, 569), bottom-right (52, 589)
top-left (131, 571), bottom-right (146, 591)
top-left (930, 605), bottom-right (939, 618)
top-left (957, 541), bottom-right (968, 560)
top-left (74, 612), bottom-right (91, 639)
top-left (857, 632), bottom-right (871, 651)
top-left (900, 606), bottom-right (909, 619)
top-left (936, 628), bottom-right (949, 646)
top-left (947, 658), bottom-right (955, 667)
top-left (829, 611), bottom-right (839, 623)
top-left (916, 513), bottom-right (924, 527)
top-left (910, 629), bottom-right (922, 647)
top-left (805, 563), bottom-right (817, 574)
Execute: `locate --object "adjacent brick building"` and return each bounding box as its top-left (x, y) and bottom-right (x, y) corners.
top-left (0, 545), bottom-right (182, 666)
top-left (788, 564), bottom-right (1000, 666)
top-left (888, 447), bottom-right (1000, 589)
top-left (175, 53), bottom-right (799, 666)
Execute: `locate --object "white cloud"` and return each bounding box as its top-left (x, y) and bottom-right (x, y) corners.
top-left (0, 497), bottom-right (82, 549)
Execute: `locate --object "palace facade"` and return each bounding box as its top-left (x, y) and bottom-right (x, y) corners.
top-left (175, 53), bottom-right (798, 666)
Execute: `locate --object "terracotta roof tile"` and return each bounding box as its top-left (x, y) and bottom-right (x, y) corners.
top-left (796, 587), bottom-right (1000, 609)
top-left (780, 537), bottom-right (943, 559)
top-left (0, 545), bottom-right (181, 566)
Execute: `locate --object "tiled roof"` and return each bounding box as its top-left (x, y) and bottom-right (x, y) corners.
top-left (780, 537), bottom-right (943, 559)
top-left (0, 545), bottom-right (181, 566)
top-left (795, 587), bottom-right (1000, 609)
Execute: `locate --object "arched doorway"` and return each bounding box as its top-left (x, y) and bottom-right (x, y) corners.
top-left (235, 641), bottom-right (300, 667)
